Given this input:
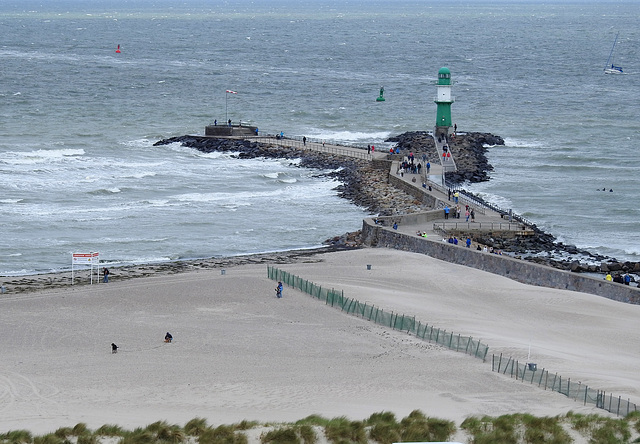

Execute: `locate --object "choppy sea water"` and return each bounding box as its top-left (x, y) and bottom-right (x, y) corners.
top-left (1, 0), bottom-right (639, 275)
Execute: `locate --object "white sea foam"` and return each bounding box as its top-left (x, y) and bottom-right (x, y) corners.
top-left (502, 137), bottom-right (544, 149)
top-left (305, 129), bottom-right (392, 144)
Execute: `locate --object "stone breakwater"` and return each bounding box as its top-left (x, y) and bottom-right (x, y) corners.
top-left (153, 136), bottom-right (432, 217)
top-left (386, 131), bottom-right (504, 183)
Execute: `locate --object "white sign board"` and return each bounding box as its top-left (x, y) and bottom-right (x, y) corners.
top-left (71, 252), bottom-right (100, 284)
top-left (72, 252), bottom-right (99, 264)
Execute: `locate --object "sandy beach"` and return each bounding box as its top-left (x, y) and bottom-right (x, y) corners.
top-left (1, 247), bottom-right (639, 441)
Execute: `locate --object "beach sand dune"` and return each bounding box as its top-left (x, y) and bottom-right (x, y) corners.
top-left (0, 248), bottom-right (637, 436)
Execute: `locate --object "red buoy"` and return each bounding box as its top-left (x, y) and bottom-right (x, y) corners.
top-left (115, 44), bottom-right (121, 53)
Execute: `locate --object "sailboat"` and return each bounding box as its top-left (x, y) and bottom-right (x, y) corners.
top-left (604, 32), bottom-right (623, 74)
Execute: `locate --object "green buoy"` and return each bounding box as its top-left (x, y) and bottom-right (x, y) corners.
top-left (376, 86), bottom-right (385, 102)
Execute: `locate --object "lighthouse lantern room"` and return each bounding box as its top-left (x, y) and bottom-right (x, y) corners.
top-left (434, 67), bottom-right (454, 137)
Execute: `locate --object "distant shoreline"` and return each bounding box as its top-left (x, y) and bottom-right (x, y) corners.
top-left (0, 245), bottom-right (354, 294)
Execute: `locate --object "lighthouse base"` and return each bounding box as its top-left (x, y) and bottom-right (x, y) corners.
top-left (434, 126), bottom-right (451, 140)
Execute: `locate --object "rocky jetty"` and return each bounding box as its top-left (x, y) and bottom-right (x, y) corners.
top-left (154, 136), bottom-right (431, 218)
top-left (386, 131), bottom-right (504, 184)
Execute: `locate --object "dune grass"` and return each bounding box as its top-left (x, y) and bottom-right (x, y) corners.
top-left (2, 410), bottom-right (640, 444)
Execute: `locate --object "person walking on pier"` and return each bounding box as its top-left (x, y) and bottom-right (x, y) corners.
top-left (444, 205), bottom-right (450, 219)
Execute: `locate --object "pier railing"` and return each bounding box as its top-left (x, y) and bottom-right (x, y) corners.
top-left (247, 133), bottom-right (373, 160)
top-left (429, 181), bottom-right (487, 215)
top-left (433, 222), bottom-right (531, 233)
top-left (445, 182), bottom-right (536, 228)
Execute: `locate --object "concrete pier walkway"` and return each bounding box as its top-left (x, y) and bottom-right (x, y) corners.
top-left (231, 132), bottom-right (528, 241)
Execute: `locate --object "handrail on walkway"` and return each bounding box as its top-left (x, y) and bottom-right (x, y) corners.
top-left (433, 222), bottom-right (531, 232)
top-left (246, 134), bottom-right (372, 160)
top-left (428, 180), bottom-right (487, 215)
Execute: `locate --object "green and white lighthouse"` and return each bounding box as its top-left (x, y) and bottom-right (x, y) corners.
top-left (434, 67), bottom-right (454, 135)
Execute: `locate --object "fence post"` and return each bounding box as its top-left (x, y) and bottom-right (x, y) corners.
top-left (617, 396), bottom-right (621, 416)
top-left (544, 371), bottom-right (549, 390)
top-left (530, 367), bottom-right (535, 384)
top-left (502, 357), bottom-right (511, 374)
top-left (584, 386), bottom-right (588, 406)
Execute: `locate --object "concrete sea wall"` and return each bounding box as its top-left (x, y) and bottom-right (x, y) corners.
top-left (361, 219), bottom-right (640, 304)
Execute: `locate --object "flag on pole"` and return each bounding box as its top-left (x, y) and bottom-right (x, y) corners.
top-left (226, 90), bottom-right (238, 94)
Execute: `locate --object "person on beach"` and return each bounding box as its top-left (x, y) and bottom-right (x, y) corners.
top-left (367, 145), bottom-right (371, 154)
top-left (111, 343), bottom-right (118, 354)
top-left (103, 268), bottom-right (109, 283)
top-left (471, 209), bottom-right (475, 222)
top-left (165, 332), bottom-right (173, 343)
top-left (466, 238), bottom-right (471, 248)
top-left (444, 205), bottom-right (450, 219)
top-left (303, 136), bottom-right (306, 146)
top-left (275, 281), bottom-right (283, 298)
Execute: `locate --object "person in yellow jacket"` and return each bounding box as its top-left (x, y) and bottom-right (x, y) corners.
top-left (605, 273), bottom-right (613, 282)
